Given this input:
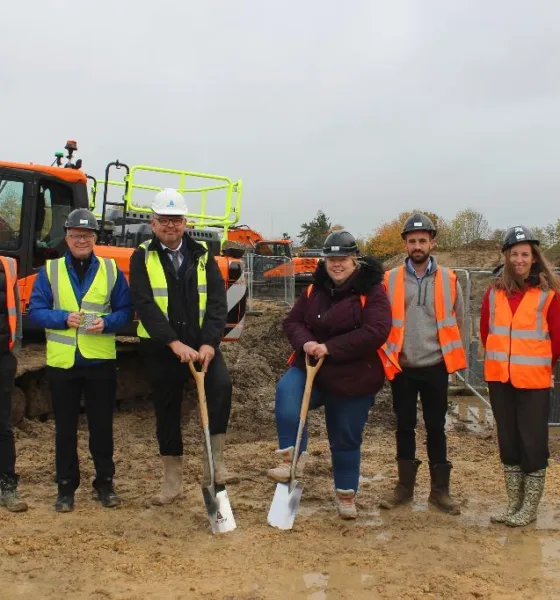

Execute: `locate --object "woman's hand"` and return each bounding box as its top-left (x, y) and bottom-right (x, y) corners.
top-left (303, 341), bottom-right (318, 355)
top-left (312, 343), bottom-right (329, 359)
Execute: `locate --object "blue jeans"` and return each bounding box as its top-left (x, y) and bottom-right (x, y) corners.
top-left (275, 367), bottom-right (375, 491)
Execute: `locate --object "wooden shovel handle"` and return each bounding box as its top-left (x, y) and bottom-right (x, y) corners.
top-left (189, 361), bottom-right (209, 429)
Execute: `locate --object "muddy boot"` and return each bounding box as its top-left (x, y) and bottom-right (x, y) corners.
top-left (55, 480), bottom-right (75, 513)
top-left (0, 474), bottom-right (28, 513)
top-left (152, 456), bottom-right (183, 506)
top-left (490, 465), bottom-right (524, 524)
top-left (379, 459), bottom-right (421, 509)
top-left (93, 477), bottom-right (122, 508)
top-left (335, 489), bottom-right (358, 520)
top-left (202, 434), bottom-right (240, 485)
top-left (505, 469), bottom-right (546, 528)
top-left (266, 447), bottom-right (309, 483)
top-left (428, 462), bottom-right (460, 515)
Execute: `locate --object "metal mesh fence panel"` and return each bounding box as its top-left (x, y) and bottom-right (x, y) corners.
top-left (246, 254), bottom-right (295, 310)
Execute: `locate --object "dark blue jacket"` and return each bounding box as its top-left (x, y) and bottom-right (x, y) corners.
top-left (28, 252), bottom-right (133, 366)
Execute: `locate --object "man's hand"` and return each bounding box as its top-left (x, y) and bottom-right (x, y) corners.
top-left (66, 312), bottom-right (82, 329)
top-left (198, 344), bottom-right (215, 373)
top-left (86, 318), bottom-right (105, 333)
top-left (303, 341), bottom-right (318, 355)
top-left (311, 343), bottom-right (329, 359)
top-left (169, 340), bottom-right (199, 363)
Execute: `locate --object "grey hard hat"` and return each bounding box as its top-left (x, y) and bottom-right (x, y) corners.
top-left (322, 230), bottom-right (359, 257)
top-left (502, 225), bottom-right (539, 252)
top-left (64, 208), bottom-right (99, 231)
top-left (401, 213), bottom-right (437, 239)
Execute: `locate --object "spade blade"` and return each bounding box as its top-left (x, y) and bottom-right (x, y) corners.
top-left (267, 480), bottom-right (304, 530)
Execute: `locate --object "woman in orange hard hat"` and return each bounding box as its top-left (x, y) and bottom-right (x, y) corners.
top-left (480, 225), bottom-right (560, 527)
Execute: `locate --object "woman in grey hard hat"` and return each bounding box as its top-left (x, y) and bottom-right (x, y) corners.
top-left (267, 230), bottom-right (391, 520)
top-left (480, 225), bottom-right (560, 526)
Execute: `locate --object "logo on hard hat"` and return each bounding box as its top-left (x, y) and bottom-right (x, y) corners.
top-left (414, 222), bottom-right (423, 227)
top-left (516, 232), bottom-right (525, 240)
top-left (331, 246), bottom-right (340, 251)
top-left (168, 200), bottom-right (175, 207)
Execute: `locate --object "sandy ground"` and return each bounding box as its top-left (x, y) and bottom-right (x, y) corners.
top-left (2, 307), bottom-right (560, 600)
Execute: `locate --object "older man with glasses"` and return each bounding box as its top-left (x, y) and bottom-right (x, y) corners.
top-left (129, 189), bottom-right (237, 506)
top-left (29, 209), bottom-right (133, 512)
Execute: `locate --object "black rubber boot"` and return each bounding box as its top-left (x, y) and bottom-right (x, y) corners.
top-left (55, 480), bottom-right (76, 513)
top-left (0, 473), bottom-right (28, 513)
top-left (379, 459), bottom-right (422, 509)
top-left (93, 478), bottom-right (122, 508)
top-left (428, 462), bottom-right (460, 515)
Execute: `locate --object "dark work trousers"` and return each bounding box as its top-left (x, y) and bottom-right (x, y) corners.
top-left (142, 347), bottom-right (232, 456)
top-left (47, 360), bottom-right (117, 489)
top-left (0, 352), bottom-right (17, 476)
top-left (488, 381), bottom-right (550, 474)
top-left (389, 361), bottom-right (450, 463)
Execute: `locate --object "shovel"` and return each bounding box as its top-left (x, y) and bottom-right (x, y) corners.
top-left (189, 360), bottom-right (237, 534)
top-left (267, 354), bottom-right (324, 530)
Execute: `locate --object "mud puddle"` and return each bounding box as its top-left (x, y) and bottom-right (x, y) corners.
top-left (448, 394), bottom-right (494, 433)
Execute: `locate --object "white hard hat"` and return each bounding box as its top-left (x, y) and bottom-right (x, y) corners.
top-left (151, 188), bottom-right (188, 216)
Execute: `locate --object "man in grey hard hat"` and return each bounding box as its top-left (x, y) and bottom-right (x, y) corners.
top-left (379, 213), bottom-right (467, 515)
top-left (29, 208), bottom-right (133, 512)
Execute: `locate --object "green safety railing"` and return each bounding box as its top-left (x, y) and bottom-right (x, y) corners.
top-left (90, 165), bottom-right (242, 243)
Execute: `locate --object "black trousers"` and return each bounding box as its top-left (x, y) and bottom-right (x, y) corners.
top-left (47, 361), bottom-right (117, 489)
top-left (142, 348), bottom-right (232, 456)
top-left (389, 361), bottom-right (449, 463)
top-left (0, 352), bottom-right (17, 476)
top-left (488, 381), bottom-right (550, 473)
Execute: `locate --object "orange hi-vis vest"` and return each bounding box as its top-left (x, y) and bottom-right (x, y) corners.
top-left (378, 265), bottom-right (466, 380)
top-left (484, 287), bottom-right (555, 389)
top-left (0, 256), bottom-right (18, 351)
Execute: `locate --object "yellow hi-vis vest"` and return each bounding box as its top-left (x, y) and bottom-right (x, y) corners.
top-left (136, 241), bottom-right (208, 338)
top-left (45, 256), bottom-right (118, 369)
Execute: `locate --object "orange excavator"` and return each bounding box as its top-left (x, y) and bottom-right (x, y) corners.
top-left (0, 141), bottom-right (246, 342)
top-left (226, 225), bottom-right (320, 288)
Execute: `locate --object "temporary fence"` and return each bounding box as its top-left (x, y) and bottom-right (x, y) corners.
top-left (246, 254), bottom-right (295, 311)
top-left (453, 268), bottom-right (560, 426)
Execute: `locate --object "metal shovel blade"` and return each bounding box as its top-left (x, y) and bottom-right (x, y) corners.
top-left (203, 484), bottom-right (237, 534)
top-left (267, 480), bottom-right (304, 530)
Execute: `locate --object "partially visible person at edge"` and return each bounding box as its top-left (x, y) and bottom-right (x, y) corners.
top-left (267, 230), bottom-right (391, 520)
top-left (28, 209), bottom-right (133, 512)
top-left (129, 189), bottom-right (237, 507)
top-left (0, 255), bottom-right (27, 512)
top-left (379, 213), bottom-right (466, 515)
top-left (480, 225), bottom-right (560, 527)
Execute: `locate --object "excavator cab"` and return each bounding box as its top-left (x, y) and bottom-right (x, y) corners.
top-left (0, 142), bottom-right (90, 308)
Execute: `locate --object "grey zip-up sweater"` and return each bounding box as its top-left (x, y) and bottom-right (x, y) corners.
top-left (399, 256), bottom-right (464, 368)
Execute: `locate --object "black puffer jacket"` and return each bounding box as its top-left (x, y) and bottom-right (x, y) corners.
top-left (284, 257), bottom-right (391, 397)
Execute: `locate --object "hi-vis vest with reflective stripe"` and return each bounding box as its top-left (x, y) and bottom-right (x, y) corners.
top-left (0, 256), bottom-right (18, 351)
top-left (378, 265), bottom-right (467, 380)
top-left (136, 241), bottom-right (208, 338)
top-left (484, 287), bottom-right (554, 389)
top-left (45, 257), bottom-right (118, 369)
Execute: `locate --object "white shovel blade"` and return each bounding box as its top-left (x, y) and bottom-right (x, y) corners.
top-left (267, 481), bottom-right (304, 530)
top-left (203, 486), bottom-right (237, 534)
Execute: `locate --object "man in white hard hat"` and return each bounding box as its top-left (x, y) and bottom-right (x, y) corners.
top-left (129, 189), bottom-right (237, 505)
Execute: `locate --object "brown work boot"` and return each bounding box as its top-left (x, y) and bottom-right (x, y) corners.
top-left (428, 462), bottom-right (460, 515)
top-left (379, 459), bottom-right (421, 509)
top-left (335, 489), bottom-right (357, 520)
top-left (152, 456), bottom-right (183, 506)
top-left (0, 474), bottom-right (28, 513)
top-left (266, 447), bottom-right (310, 483)
top-left (202, 434), bottom-right (240, 486)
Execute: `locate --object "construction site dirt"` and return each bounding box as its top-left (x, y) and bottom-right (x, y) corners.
top-left (2, 305), bottom-right (560, 599)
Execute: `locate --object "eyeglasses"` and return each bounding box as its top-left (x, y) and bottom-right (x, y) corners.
top-left (67, 233), bottom-right (96, 241)
top-left (154, 217), bottom-right (185, 227)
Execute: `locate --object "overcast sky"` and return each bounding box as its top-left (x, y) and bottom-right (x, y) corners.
top-left (2, 1), bottom-right (560, 241)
